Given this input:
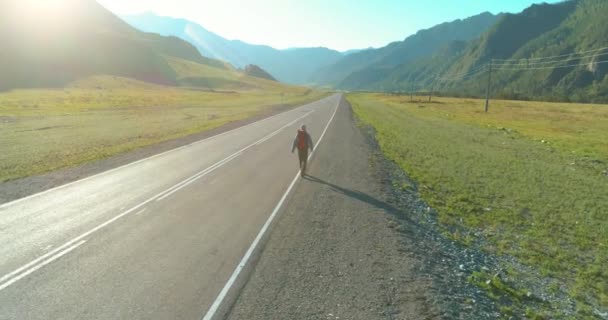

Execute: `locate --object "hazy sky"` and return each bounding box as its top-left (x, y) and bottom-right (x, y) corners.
top-left (98, 0), bottom-right (560, 51)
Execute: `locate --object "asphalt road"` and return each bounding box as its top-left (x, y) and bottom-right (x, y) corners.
top-left (227, 96), bottom-right (439, 320)
top-left (0, 93), bottom-right (341, 320)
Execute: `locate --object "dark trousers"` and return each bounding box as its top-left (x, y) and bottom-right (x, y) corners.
top-left (298, 149), bottom-right (308, 174)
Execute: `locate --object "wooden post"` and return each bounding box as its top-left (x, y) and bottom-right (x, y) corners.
top-left (485, 60), bottom-right (493, 112)
top-left (428, 80), bottom-right (435, 102)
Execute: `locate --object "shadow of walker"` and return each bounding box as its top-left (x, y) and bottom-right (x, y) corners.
top-left (303, 175), bottom-right (404, 216)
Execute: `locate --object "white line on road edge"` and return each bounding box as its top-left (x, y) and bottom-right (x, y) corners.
top-left (0, 95), bottom-right (336, 209)
top-left (0, 240), bottom-right (86, 291)
top-left (201, 95), bottom-right (341, 320)
top-left (0, 108), bottom-right (318, 291)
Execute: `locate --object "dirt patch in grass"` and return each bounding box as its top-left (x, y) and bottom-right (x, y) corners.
top-left (0, 116), bottom-right (16, 123)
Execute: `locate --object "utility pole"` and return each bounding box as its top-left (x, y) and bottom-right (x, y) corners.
top-left (428, 79), bottom-right (436, 102)
top-left (410, 83), bottom-right (414, 102)
top-left (485, 60), bottom-right (493, 112)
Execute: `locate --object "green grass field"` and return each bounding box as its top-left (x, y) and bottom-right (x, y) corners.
top-left (348, 93), bottom-right (607, 318)
top-left (0, 75), bottom-right (326, 182)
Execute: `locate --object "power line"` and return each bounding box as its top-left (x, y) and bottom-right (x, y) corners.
top-left (427, 46), bottom-right (608, 111)
top-left (493, 46), bottom-right (608, 62)
top-left (438, 64), bottom-right (487, 80)
top-left (492, 58), bottom-right (608, 71)
top-left (492, 51), bottom-right (608, 67)
top-left (438, 65), bottom-right (488, 81)
top-left (438, 46), bottom-right (608, 82)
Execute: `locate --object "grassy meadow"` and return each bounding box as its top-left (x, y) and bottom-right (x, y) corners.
top-left (348, 93), bottom-right (608, 318)
top-left (0, 75), bottom-right (326, 182)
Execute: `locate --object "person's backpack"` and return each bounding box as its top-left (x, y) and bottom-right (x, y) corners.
top-left (297, 130), bottom-right (307, 151)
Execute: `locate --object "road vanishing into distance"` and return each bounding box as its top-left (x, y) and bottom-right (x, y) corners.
top-left (0, 94), bottom-right (341, 320)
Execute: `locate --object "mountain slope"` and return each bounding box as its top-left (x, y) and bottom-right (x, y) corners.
top-left (372, 0), bottom-right (608, 102)
top-left (0, 0), bottom-right (224, 90)
top-left (243, 65), bottom-right (276, 81)
top-left (310, 12), bottom-right (502, 87)
top-left (478, 0), bottom-right (608, 101)
top-left (121, 13), bottom-right (344, 84)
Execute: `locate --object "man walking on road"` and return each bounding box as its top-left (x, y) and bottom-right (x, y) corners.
top-left (292, 124), bottom-right (314, 177)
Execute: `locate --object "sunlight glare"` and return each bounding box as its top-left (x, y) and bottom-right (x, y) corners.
top-left (15, 0), bottom-right (74, 26)
top-left (20, 0), bottom-right (72, 14)
top-left (11, 0), bottom-right (79, 39)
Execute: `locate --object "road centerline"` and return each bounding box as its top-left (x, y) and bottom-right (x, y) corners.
top-left (0, 240), bottom-right (87, 292)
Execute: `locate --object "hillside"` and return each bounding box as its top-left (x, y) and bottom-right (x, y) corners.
top-left (469, 0), bottom-right (608, 102)
top-left (243, 65), bottom-right (276, 81)
top-left (121, 13), bottom-right (344, 84)
top-left (0, 0), bottom-right (225, 90)
top-left (332, 0), bottom-right (608, 103)
top-left (167, 57), bottom-right (290, 91)
top-left (310, 12), bottom-right (502, 87)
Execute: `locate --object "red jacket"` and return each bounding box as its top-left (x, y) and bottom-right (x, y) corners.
top-left (292, 130), bottom-right (313, 152)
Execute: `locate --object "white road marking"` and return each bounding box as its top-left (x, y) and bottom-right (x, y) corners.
top-left (0, 240), bottom-right (86, 292)
top-left (155, 110), bottom-right (314, 201)
top-left (154, 151), bottom-right (243, 202)
top-left (201, 95), bottom-right (341, 320)
top-left (134, 209), bottom-right (147, 216)
top-left (0, 96), bottom-right (333, 209)
top-left (0, 104), bottom-right (322, 291)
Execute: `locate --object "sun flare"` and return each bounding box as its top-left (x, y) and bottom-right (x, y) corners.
top-left (20, 0), bottom-right (72, 13)
top-left (8, 0), bottom-right (78, 36)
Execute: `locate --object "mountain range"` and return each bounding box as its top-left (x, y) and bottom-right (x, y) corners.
top-left (310, 12), bottom-right (503, 88)
top-left (122, 0), bottom-right (608, 102)
top-left (317, 0), bottom-right (608, 102)
top-left (121, 13), bottom-right (347, 84)
top-left (3, 0), bottom-right (607, 102)
top-left (119, 11), bottom-right (506, 88)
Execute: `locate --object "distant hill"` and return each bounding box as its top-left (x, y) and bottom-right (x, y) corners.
top-left (310, 12), bottom-right (502, 87)
top-left (0, 0), bottom-right (226, 90)
top-left (121, 13), bottom-right (344, 84)
top-left (166, 57), bottom-right (294, 91)
top-left (344, 0), bottom-right (608, 102)
top-left (342, 48), bottom-right (372, 56)
top-left (243, 65), bottom-right (276, 81)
